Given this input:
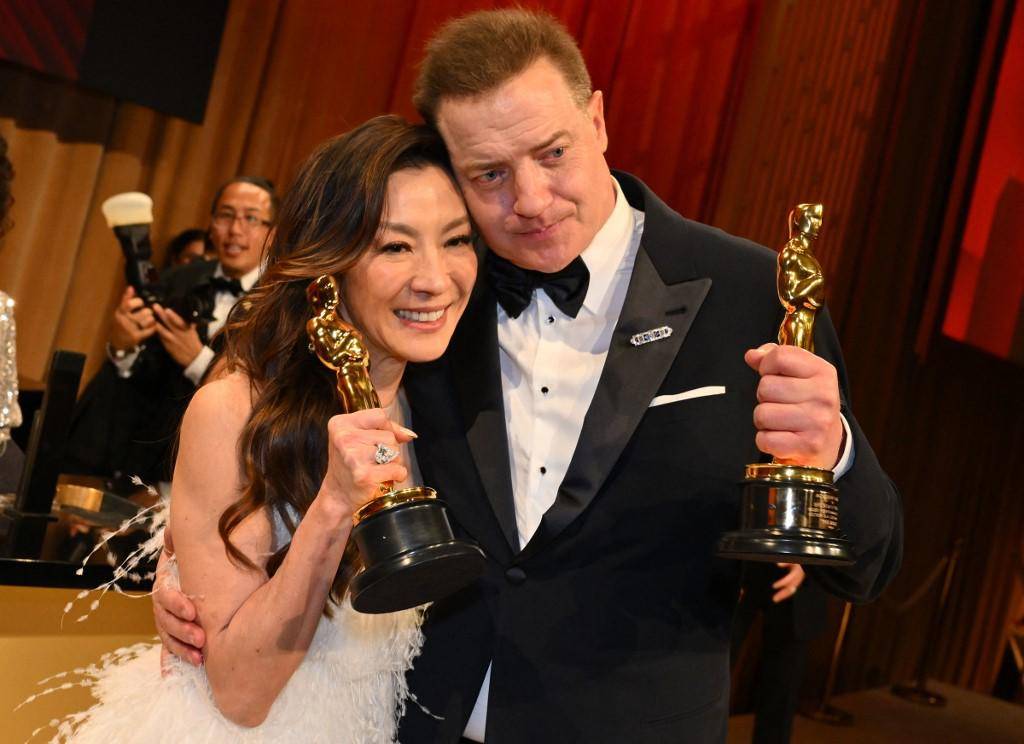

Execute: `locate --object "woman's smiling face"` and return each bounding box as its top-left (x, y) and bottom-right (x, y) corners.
top-left (342, 165), bottom-right (477, 366)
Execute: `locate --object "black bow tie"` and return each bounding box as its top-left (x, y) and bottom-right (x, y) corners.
top-left (210, 276), bottom-right (244, 296)
top-left (487, 253), bottom-right (590, 319)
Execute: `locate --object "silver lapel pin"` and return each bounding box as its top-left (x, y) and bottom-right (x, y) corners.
top-left (629, 326), bottom-right (673, 347)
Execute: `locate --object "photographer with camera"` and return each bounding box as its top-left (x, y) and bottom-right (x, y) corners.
top-left (67, 177), bottom-right (277, 489)
top-left (108, 178), bottom-right (276, 383)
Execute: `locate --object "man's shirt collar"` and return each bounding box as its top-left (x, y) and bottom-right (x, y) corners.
top-left (214, 262), bottom-right (260, 292)
top-left (578, 177), bottom-right (637, 317)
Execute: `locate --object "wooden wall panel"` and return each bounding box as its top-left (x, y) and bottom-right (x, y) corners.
top-left (711, 0), bottom-right (903, 285)
top-left (715, 0), bottom-right (1021, 700)
top-left (0, 0), bottom-right (280, 384)
top-left (0, 70), bottom-right (114, 381)
top-left (829, 0), bottom-right (1019, 696)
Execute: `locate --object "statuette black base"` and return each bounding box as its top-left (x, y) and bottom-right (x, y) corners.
top-left (716, 464), bottom-right (855, 566)
top-left (716, 527), bottom-right (854, 565)
top-left (350, 495), bottom-right (486, 614)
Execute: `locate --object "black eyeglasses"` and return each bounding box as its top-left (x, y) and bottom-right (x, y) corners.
top-left (212, 210), bottom-right (272, 231)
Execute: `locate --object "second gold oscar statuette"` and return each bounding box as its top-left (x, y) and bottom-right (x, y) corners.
top-left (716, 205), bottom-right (855, 565)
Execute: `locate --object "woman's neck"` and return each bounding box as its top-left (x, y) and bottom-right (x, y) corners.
top-left (368, 353), bottom-right (405, 409)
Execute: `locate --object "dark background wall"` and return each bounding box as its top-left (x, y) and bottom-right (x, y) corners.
top-left (0, 0), bottom-right (1019, 704)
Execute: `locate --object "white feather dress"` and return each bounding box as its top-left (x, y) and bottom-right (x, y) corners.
top-left (46, 595), bottom-right (425, 744)
top-left (28, 393), bottom-right (429, 743)
top-left (31, 487), bottom-right (426, 741)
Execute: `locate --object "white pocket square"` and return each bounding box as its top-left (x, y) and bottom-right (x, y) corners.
top-left (649, 386), bottom-right (727, 408)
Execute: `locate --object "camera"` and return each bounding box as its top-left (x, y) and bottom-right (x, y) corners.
top-left (101, 193), bottom-right (215, 324)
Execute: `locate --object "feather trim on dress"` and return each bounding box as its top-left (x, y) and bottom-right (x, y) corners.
top-left (21, 492), bottom-right (427, 743)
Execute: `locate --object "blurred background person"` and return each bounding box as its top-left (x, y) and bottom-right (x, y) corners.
top-left (162, 227), bottom-right (213, 268)
top-left (0, 132), bottom-right (23, 494)
top-left (64, 176), bottom-right (278, 491)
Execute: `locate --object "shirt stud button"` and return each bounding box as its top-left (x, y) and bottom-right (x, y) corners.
top-left (546, 316), bottom-right (555, 324)
top-left (541, 386), bottom-right (549, 394)
top-left (540, 466), bottom-right (547, 474)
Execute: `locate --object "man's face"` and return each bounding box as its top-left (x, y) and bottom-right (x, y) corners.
top-left (208, 181), bottom-right (272, 278)
top-left (436, 57), bottom-right (616, 273)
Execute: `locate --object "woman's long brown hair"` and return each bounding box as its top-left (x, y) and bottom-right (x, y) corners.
top-left (215, 115), bottom-right (454, 604)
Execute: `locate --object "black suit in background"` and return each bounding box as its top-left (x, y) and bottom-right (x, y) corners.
top-left (730, 563), bottom-right (828, 744)
top-left (400, 172), bottom-right (902, 743)
top-left (65, 259), bottom-right (224, 486)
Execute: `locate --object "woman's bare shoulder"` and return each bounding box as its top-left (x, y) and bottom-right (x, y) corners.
top-left (185, 371), bottom-right (254, 431)
top-left (172, 372), bottom-right (272, 614)
top-left (175, 371), bottom-right (255, 509)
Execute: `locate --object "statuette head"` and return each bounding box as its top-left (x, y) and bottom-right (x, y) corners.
top-left (789, 203), bottom-right (823, 241)
top-left (307, 274), bottom-right (341, 315)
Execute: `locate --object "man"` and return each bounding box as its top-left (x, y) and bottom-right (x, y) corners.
top-left (65, 177), bottom-right (276, 487)
top-left (400, 11), bottom-right (899, 742)
top-left (155, 10), bottom-right (900, 743)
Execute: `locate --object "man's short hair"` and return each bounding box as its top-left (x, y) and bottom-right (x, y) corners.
top-left (414, 8), bottom-right (592, 126)
top-left (209, 176), bottom-right (280, 221)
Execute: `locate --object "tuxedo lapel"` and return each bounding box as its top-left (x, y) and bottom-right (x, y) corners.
top-left (520, 237), bottom-right (711, 560)
top-left (447, 278), bottom-right (520, 553)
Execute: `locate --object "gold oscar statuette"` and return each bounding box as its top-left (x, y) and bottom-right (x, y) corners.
top-left (307, 275), bottom-right (485, 612)
top-left (716, 205), bottom-right (855, 565)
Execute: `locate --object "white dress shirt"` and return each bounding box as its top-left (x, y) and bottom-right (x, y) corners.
top-left (500, 179), bottom-right (642, 548)
top-left (463, 180), bottom-right (642, 741)
top-left (111, 263), bottom-right (259, 385)
top-left (462, 178), bottom-right (852, 741)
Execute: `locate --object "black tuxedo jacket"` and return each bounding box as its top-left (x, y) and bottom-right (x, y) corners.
top-left (66, 259), bottom-right (224, 485)
top-left (400, 172), bottom-right (901, 743)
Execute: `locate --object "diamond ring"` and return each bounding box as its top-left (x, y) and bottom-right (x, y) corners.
top-left (374, 443), bottom-right (399, 465)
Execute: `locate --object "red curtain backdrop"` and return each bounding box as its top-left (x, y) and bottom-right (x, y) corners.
top-left (942, 2), bottom-right (1024, 364)
top-left (0, 0), bottom-right (94, 79)
top-left (241, 0), bottom-right (761, 224)
top-left (0, 0), bottom-right (762, 385)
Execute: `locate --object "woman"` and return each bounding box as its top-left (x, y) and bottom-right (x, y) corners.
top-left (0, 133), bottom-right (24, 488)
top-left (50, 115), bottom-right (477, 742)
